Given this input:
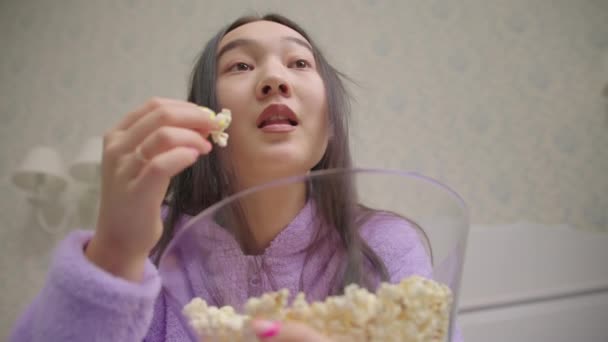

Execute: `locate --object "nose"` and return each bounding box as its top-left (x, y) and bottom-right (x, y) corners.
top-left (256, 71), bottom-right (291, 100)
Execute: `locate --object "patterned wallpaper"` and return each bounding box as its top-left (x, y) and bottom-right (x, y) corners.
top-left (1, 0), bottom-right (607, 337)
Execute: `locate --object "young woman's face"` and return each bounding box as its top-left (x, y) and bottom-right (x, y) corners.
top-left (216, 20), bottom-right (329, 184)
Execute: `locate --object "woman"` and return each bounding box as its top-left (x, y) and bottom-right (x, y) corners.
top-left (11, 14), bottom-right (436, 341)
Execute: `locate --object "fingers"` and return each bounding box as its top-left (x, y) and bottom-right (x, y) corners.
top-left (121, 104), bottom-right (219, 153)
top-left (130, 147), bottom-right (201, 196)
top-left (116, 127), bottom-right (213, 180)
top-left (109, 98), bottom-right (219, 160)
top-left (251, 320), bottom-right (332, 342)
top-left (140, 126), bottom-right (213, 158)
top-left (102, 98), bottom-right (222, 203)
top-left (111, 97), bottom-right (189, 131)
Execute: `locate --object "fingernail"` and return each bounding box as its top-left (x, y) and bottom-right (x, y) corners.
top-left (251, 319), bottom-right (281, 339)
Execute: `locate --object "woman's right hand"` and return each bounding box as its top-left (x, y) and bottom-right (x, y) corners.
top-left (85, 98), bottom-right (220, 281)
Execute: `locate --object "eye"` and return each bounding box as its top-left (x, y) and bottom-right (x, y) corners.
top-left (229, 62), bottom-right (253, 72)
top-left (290, 59), bottom-right (312, 69)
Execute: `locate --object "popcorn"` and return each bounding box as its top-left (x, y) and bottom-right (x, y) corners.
top-left (182, 276), bottom-right (453, 342)
top-left (183, 298), bottom-right (247, 342)
top-left (199, 106), bottom-right (232, 147)
top-left (245, 289), bottom-right (290, 320)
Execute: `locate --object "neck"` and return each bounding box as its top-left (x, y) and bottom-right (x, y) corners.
top-left (235, 181), bottom-right (307, 254)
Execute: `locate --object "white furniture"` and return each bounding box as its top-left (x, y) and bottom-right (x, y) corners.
top-left (458, 223), bottom-right (608, 341)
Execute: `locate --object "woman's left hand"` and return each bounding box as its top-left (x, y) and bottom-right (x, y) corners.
top-left (250, 320), bottom-right (333, 342)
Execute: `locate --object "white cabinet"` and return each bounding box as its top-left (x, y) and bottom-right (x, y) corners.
top-left (458, 223), bottom-right (608, 342)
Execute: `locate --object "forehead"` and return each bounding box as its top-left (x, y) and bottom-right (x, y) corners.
top-left (218, 20), bottom-right (311, 51)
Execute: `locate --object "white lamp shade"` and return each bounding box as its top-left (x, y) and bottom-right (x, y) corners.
top-left (69, 136), bottom-right (102, 184)
top-left (11, 146), bottom-right (69, 197)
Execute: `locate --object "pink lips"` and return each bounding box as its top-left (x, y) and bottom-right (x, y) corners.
top-left (256, 104), bottom-right (299, 133)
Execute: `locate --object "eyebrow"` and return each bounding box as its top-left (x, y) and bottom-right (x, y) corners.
top-left (216, 36), bottom-right (313, 61)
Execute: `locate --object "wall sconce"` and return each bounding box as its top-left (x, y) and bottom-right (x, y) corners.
top-left (11, 137), bottom-right (102, 234)
top-left (69, 137), bottom-right (102, 229)
top-left (70, 137), bottom-right (102, 185)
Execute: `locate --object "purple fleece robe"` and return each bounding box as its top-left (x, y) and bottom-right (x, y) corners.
top-left (11, 202), bottom-right (461, 341)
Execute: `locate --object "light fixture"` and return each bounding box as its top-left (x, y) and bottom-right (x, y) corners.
top-left (69, 136), bottom-right (103, 228)
top-left (69, 136), bottom-right (102, 186)
top-left (11, 146), bottom-right (70, 233)
top-left (11, 137), bottom-right (103, 234)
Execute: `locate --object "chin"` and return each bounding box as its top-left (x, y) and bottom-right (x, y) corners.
top-left (259, 150), bottom-right (315, 177)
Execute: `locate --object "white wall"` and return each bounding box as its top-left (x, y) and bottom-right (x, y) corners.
top-left (1, 0), bottom-right (607, 338)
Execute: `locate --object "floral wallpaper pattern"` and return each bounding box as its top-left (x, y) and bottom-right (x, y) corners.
top-left (1, 0), bottom-right (607, 337)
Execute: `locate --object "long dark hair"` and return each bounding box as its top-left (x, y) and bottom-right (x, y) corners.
top-left (152, 13), bottom-right (389, 292)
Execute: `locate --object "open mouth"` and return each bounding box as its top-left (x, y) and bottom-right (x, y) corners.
top-left (256, 104), bottom-right (299, 129)
top-left (258, 115), bottom-right (298, 128)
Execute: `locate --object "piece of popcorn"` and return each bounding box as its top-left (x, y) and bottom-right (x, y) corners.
top-left (183, 275), bottom-right (453, 342)
top-left (199, 106), bottom-right (232, 147)
top-left (244, 288), bottom-right (289, 320)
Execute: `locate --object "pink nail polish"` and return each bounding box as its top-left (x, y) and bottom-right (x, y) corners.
top-left (254, 320), bottom-right (281, 339)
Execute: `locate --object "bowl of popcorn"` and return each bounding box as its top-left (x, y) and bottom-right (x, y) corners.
top-left (159, 167), bottom-right (469, 342)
